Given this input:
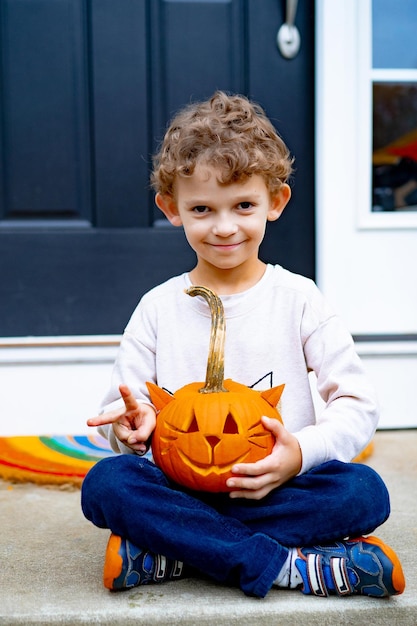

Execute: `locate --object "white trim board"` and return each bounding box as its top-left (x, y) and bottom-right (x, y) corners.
top-left (1, 337), bottom-right (415, 436)
top-left (0, 338), bottom-right (119, 437)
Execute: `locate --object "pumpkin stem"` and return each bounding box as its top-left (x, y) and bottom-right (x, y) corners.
top-left (186, 286), bottom-right (228, 394)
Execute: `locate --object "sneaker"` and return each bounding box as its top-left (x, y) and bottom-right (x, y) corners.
top-left (103, 533), bottom-right (185, 590)
top-left (294, 536), bottom-right (405, 597)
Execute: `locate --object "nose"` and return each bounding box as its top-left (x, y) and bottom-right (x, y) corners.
top-left (212, 212), bottom-right (238, 237)
top-left (206, 435), bottom-right (221, 450)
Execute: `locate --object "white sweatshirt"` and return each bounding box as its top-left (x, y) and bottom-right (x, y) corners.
top-left (99, 264), bottom-right (378, 474)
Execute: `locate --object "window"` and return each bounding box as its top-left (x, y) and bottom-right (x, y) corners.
top-left (371, 0), bottom-right (417, 219)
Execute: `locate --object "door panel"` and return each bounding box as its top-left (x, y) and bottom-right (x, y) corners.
top-left (149, 0), bottom-right (247, 223)
top-left (0, 0), bottom-right (91, 222)
top-left (0, 229), bottom-right (196, 336)
top-left (248, 0), bottom-right (316, 272)
top-left (0, 0), bottom-right (315, 337)
top-left (91, 0), bottom-right (150, 227)
top-left (150, 0), bottom-right (246, 122)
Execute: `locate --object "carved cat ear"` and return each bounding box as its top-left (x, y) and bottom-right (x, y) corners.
top-left (146, 382), bottom-right (175, 411)
top-left (260, 383), bottom-right (285, 408)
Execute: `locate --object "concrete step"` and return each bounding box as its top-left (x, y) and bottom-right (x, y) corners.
top-left (0, 430), bottom-right (416, 625)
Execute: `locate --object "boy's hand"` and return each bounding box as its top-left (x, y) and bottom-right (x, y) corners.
top-left (87, 384), bottom-right (156, 454)
top-left (226, 417), bottom-right (302, 500)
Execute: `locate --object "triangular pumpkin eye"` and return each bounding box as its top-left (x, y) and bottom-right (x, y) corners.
top-left (223, 412), bottom-right (239, 434)
top-left (187, 415), bottom-right (199, 433)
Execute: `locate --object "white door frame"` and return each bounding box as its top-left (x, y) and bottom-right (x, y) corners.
top-left (315, 0), bottom-right (417, 428)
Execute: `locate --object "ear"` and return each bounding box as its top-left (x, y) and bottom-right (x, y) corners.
top-left (261, 383), bottom-right (285, 408)
top-left (267, 183), bottom-right (291, 222)
top-left (155, 192), bottom-right (183, 227)
top-left (146, 382), bottom-right (175, 411)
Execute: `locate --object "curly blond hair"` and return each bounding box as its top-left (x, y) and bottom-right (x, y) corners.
top-left (151, 91), bottom-right (293, 197)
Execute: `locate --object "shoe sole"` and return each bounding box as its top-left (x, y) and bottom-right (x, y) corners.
top-left (103, 533), bottom-right (124, 590)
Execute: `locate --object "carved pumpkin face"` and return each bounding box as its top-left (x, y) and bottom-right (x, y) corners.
top-left (145, 284), bottom-right (286, 492)
top-left (147, 379), bottom-right (284, 492)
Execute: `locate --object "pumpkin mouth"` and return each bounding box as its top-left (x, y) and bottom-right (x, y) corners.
top-left (176, 448), bottom-right (248, 476)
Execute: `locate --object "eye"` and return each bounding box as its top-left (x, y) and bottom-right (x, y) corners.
top-left (223, 412), bottom-right (239, 434)
top-left (192, 205), bottom-right (210, 214)
top-left (237, 201), bottom-right (253, 210)
top-left (187, 415), bottom-right (199, 433)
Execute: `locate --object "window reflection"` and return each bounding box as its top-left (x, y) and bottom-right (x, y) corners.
top-left (373, 83), bottom-right (417, 211)
top-left (372, 1), bottom-right (417, 212)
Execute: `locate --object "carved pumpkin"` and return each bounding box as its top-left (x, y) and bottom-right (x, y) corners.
top-left (147, 286), bottom-right (284, 492)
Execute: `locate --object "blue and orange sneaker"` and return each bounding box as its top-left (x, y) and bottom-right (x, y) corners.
top-left (294, 535), bottom-right (405, 597)
top-left (103, 533), bottom-right (185, 590)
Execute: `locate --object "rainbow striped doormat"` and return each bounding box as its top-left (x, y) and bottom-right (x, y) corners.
top-left (0, 434), bottom-right (374, 488)
top-left (0, 434), bottom-right (118, 487)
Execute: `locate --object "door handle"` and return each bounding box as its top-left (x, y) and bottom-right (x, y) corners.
top-left (277, 0), bottom-right (301, 59)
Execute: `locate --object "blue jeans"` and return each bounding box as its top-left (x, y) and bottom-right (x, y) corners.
top-left (81, 455), bottom-right (390, 597)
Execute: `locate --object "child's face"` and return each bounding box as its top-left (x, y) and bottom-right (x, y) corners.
top-left (156, 164), bottom-right (290, 278)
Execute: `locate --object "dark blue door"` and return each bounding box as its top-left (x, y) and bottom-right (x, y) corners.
top-left (0, 0), bottom-right (315, 336)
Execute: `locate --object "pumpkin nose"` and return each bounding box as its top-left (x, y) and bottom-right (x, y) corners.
top-left (206, 435), bottom-right (221, 450)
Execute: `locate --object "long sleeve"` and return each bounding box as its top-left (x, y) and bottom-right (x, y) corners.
top-left (97, 304), bottom-right (159, 453)
top-left (294, 312), bottom-right (378, 473)
top-left (96, 266), bottom-right (379, 469)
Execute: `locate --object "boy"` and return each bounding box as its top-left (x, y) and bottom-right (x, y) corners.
top-left (81, 91), bottom-right (405, 598)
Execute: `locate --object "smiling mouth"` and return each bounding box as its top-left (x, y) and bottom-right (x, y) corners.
top-left (177, 449), bottom-right (248, 475)
top-left (208, 242), bottom-right (243, 250)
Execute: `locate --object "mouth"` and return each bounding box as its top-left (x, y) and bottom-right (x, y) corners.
top-left (177, 448), bottom-right (248, 475)
top-left (207, 242), bottom-right (244, 251)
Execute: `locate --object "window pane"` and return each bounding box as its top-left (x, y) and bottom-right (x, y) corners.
top-left (372, 83), bottom-right (417, 211)
top-left (373, 0), bottom-right (417, 69)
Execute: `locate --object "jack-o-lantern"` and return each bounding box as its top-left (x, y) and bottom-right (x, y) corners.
top-left (147, 286), bottom-right (285, 492)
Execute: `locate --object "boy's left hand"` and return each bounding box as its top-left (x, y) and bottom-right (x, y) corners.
top-left (226, 417), bottom-right (302, 500)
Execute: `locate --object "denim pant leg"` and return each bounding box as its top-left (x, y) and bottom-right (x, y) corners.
top-left (81, 454), bottom-right (287, 598)
top-left (217, 461), bottom-right (391, 546)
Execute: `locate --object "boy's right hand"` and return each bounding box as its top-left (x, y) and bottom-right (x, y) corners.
top-left (87, 384), bottom-right (156, 454)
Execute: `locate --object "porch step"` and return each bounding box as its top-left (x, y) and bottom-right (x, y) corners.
top-left (1, 430), bottom-right (416, 626)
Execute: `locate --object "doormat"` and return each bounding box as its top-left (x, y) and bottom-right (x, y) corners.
top-left (0, 433), bottom-right (374, 488)
top-left (0, 434), bottom-right (118, 488)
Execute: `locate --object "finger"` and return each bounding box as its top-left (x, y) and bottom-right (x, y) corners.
top-left (126, 426), bottom-right (152, 445)
top-left (115, 421), bottom-right (152, 454)
top-left (261, 415), bottom-right (285, 436)
top-left (127, 432), bottom-right (152, 449)
top-left (119, 384), bottom-right (139, 412)
top-left (87, 411), bottom-right (123, 427)
top-left (131, 442), bottom-right (150, 455)
top-left (87, 416), bottom-right (105, 427)
top-left (226, 473), bottom-right (269, 491)
top-left (227, 475), bottom-right (280, 499)
top-left (229, 484), bottom-right (276, 500)
top-left (231, 458), bottom-right (269, 477)
top-left (229, 489), bottom-right (262, 500)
